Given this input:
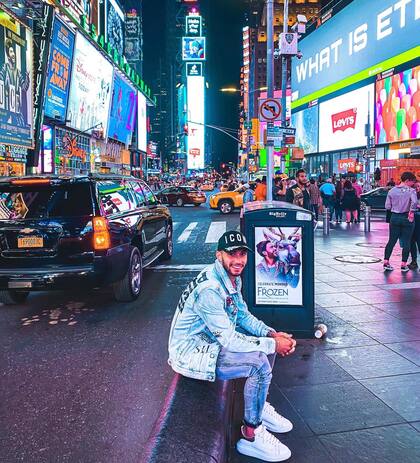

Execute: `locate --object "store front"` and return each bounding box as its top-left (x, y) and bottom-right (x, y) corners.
top-left (91, 138), bottom-right (131, 176)
top-left (0, 145), bottom-right (27, 177)
top-left (54, 128), bottom-right (91, 175)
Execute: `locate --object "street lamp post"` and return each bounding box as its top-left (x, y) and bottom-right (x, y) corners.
top-left (266, 0), bottom-right (274, 201)
top-left (280, 0), bottom-right (289, 174)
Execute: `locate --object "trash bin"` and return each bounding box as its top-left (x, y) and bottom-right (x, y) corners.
top-left (241, 201), bottom-right (314, 338)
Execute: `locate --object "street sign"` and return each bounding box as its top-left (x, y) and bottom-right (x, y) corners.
top-left (279, 32), bottom-right (298, 55)
top-left (244, 121), bottom-right (253, 130)
top-left (267, 126), bottom-right (283, 137)
top-left (284, 135), bottom-right (296, 145)
top-left (259, 98), bottom-right (282, 122)
top-left (362, 148), bottom-right (376, 159)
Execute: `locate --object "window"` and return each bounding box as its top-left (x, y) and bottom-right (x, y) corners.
top-left (140, 182), bottom-right (158, 206)
top-left (97, 180), bottom-right (136, 216)
top-left (0, 183), bottom-right (93, 220)
top-left (130, 182), bottom-right (147, 207)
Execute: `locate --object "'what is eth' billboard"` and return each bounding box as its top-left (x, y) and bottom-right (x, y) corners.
top-left (292, 0), bottom-right (420, 106)
top-left (0, 9), bottom-right (33, 147)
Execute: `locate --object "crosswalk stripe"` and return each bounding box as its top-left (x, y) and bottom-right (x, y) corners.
top-left (205, 222), bottom-right (226, 243)
top-left (177, 222), bottom-right (198, 243)
top-left (173, 222), bottom-right (181, 230)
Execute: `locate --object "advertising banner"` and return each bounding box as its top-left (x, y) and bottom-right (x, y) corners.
top-left (67, 33), bottom-right (113, 136)
top-left (124, 10), bottom-right (141, 64)
top-left (319, 84), bottom-right (374, 152)
top-left (375, 65), bottom-right (420, 144)
top-left (187, 75), bottom-right (205, 170)
top-left (185, 16), bottom-right (202, 36)
top-left (105, 0), bottom-right (125, 56)
top-left (0, 9), bottom-right (33, 147)
top-left (137, 91), bottom-right (147, 152)
top-left (293, 0), bottom-right (420, 105)
top-left (291, 105), bottom-right (319, 154)
top-left (255, 226), bottom-right (303, 306)
top-left (182, 37), bottom-right (206, 61)
top-left (45, 18), bottom-right (75, 121)
top-left (186, 62), bottom-right (202, 77)
top-left (108, 72), bottom-right (137, 145)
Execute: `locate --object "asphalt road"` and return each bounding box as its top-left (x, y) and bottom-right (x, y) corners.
top-left (0, 196), bottom-right (239, 463)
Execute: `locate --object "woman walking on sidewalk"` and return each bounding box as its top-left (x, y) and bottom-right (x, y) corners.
top-left (334, 178), bottom-right (343, 223)
top-left (341, 180), bottom-right (358, 224)
top-left (383, 171), bottom-right (417, 272)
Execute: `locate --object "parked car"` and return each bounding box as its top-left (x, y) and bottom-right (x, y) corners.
top-left (0, 175), bottom-right (173, 304)
top-left (209, 186), bottom-right (251, 214)
top-left (156, 186), bottom-right (206, 206)
top-left (360, 187), bottom-right (390, 210)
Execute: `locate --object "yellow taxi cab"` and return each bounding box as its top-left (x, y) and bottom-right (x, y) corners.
top-left (209, 186), bottom-right (253, 214)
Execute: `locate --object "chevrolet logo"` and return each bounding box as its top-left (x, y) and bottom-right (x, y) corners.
top-left (20, 228), bottom-right (36, 234)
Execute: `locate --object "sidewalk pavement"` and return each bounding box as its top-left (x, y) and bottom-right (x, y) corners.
top-left (230, 219), bottom-right (420, 463)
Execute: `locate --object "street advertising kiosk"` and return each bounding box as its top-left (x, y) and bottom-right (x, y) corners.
top-left (241, 201), bottom-right (314, 338)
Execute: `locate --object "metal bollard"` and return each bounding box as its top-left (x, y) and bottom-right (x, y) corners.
top-left (323, 208), bottom-right (330, 236)
top-left (364, 205), bottom-right (371, 233)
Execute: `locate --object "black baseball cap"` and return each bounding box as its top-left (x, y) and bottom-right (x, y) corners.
top-left (217, 230), bottom-right (253, 253)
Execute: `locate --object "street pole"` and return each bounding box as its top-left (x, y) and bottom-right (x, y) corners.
top-left (246, 110), bottom-right (251, 182)
top-left (280, 0), bottom-right (289, 174)
top-left (266, 0), bottom-right (274, 201)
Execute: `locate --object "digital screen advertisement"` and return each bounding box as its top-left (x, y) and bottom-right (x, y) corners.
top-left (255, 226), bottom-right (303, 306)
top-left (0, 9), bottom-right (33, 147)
top-left (108, 72), bottom-right (137, 145)
top-left (182, 37), bottom-right (206, 61)
top-left (66, 33), bottom-right (114, 136)
top-left (318, 84), bottom-right (374, 153)
top-left (106, 0), bottom-right (125, 56)
top-left (44, 18), bottom-right (75, 121)
top-left (291, 105), bottom-right (319, 154)
top-left (375, 65), bottom-right (420, 144)
top-left (292, 0), bottom-right (419, 104)
top-left (187, 75), bottom-right (205, 170)
top-left (137, 91), bottom-right (147, 152)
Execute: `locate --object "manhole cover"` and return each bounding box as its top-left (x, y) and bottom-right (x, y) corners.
top-left (334, 255), bottom-right (382, 264)
top-left (356, 243), bottom-right (385, 249)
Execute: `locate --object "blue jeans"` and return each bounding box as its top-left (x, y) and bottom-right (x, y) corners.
top-left (216, 348), bottom-right (275, 427)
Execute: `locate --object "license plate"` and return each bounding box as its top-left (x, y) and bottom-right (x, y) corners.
top-left (8, 281), bottom-right (32, 289)
top-left (17, 236), bottom-right (44, 248)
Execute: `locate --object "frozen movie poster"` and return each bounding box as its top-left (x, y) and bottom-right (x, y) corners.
top-left (255, 226), bottom-right (303, 306)
top-left (0, 9), bottom-right (33, 147)
top-left (66, 33), bottom-right (113, 136)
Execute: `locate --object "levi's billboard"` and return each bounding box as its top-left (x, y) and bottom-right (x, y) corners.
top-left (319, 84), bottom-right (374, 153)
top-left (292, 0), bottom-right (420, 104)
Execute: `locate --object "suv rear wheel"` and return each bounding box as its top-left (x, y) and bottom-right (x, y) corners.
top-left (160, 224), bottom-right (173, 261)
top-left (0, 290), bottom-right (29, 305)
top-left (218, 199), bottom-right (233, 214)
top-left (112, 247), bottom-right (143, 302)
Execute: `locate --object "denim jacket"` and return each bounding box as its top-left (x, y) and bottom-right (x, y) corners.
top-left (168, 260), bottom-right (276, 381)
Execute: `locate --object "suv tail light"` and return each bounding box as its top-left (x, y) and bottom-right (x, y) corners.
top-left (93, 217), bottom-right (111, 250)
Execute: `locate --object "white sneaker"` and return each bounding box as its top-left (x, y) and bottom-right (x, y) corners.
top-left (262, 402), bottom-right (293, 433)
top-left (237, 425), bottom-right (291, 462)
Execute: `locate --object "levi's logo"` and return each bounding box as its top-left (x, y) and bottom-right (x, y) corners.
top-left (331, 108), bottom-right (357, 133)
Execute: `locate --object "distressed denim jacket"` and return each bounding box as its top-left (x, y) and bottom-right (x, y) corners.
top-left (168, 260), bottom-right (276, 382)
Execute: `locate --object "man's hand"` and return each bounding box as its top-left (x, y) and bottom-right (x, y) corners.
top-left (268, 331), bottom-right (296, 356)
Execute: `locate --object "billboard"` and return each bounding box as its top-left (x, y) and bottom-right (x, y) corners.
top-left (255, 226), bottom-right (303, 306)
top-left (186, 16), bottom-right (202, 36)
top-left (137, 91), bottom-right (147, 152)
top-left (105, 0), bottom-right (125, 56)
top-left (293, 0), bottom-right (420, 105)
top-left (187, 75), bottom-right (205, 170)
top-left (319, 84), bottom-right (374, 153)
top-left (182, 37), bottom-right (206, 61)
top-left (108, 73), bottom-right (137, 145)
top-left (186, 62), bottom-right (202, 77)
top-left (0, 9), bottom-right (33, 147)
top-left (67, 33), bottom-right (113, 136)
top-left (291, 105), bottom-right (319, 154)
top-left (44, 18), bottom-right (75, 121)
top-left (375, 65), bottom-right (420, 144)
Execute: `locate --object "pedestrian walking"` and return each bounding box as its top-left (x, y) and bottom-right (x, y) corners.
top-left (383, 171), bottom-right (417, 272)
top-left (168, 231), bottom-right (296, 462)
top-left (351, 177), bottom-right (362, 223)
top-left (319, 178), bottom-right (335, 220)
top-left (342, 179), bottom-right (359, 224)
top-left (285, 169), bottom-right (310, 210)
top-left (242, 183), bottom-right (254, 204)
top-left (308, 178), bottom-right (321, 221)
top-left (255, 176), bottom-right (267, 201)
top-left (408, 180), bottom-right (420, 270)
top-left (334, 178), bottom-right (343, 223)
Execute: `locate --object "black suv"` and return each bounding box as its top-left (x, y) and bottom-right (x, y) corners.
top-left (0, 175), bottom-right (173, 304)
